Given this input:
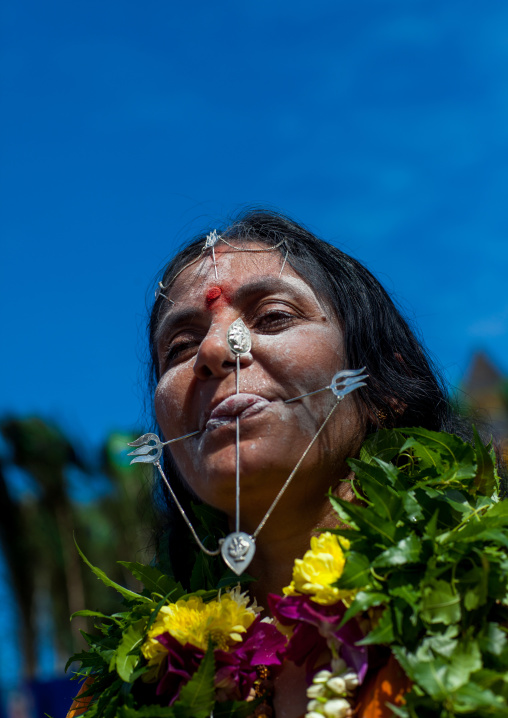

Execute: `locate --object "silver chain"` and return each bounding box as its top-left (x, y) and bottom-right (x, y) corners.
top-left (155, 460), bottom-right (221, 557)
top-left (154, 398), bottom-right (340, 556)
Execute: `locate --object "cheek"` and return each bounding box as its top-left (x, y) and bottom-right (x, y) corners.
top-left (154, 368), bottom-right (188, 434)
top-left (255, 326), bottom-right (343, 388)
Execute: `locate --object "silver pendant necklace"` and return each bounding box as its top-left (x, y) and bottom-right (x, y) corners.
top-left (128, 319), bottom-right (368, 576)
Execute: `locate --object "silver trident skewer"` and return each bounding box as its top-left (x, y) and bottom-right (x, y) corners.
top-left (127, 431), bottom-right (200, 464)
top-left (285, 367), bottom-right (368, 404)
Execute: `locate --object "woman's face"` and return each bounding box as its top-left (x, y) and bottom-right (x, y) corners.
top-left (154, 245), bottom-right (365, 530)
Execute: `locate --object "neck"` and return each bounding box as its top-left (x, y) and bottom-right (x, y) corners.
top-left (232, 475), bottom-right (357, 611)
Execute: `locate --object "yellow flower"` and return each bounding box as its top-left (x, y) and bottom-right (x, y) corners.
top-left (141, 587), bottom-right (258, 681)
top-left (283, 532), bottom-right (354, 606)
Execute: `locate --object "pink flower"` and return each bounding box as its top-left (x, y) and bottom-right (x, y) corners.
top-left (268, 594), bottom-right (368, 683)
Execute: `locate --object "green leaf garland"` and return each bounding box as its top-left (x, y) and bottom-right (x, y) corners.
top-left (68, 427), bottom-right (508, 718)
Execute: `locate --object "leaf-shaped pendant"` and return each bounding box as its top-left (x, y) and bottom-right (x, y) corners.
top-left (220, 532), bottom-right (256, 575)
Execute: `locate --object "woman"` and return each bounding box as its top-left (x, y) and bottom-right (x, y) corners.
top-left (149, 208), bottom-right (467, 569)
top-left (145, 209), bottom-right (468, 716)
top-left (69, 209), bottom-right (496, 718)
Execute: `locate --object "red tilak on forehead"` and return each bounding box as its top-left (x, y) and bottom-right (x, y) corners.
top-left (205, 286), bottom-right (223, 306)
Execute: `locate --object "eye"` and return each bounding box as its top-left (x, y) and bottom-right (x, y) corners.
top-left (253, 308), bottom-right (298, 333)
top-left (161, 337), bottom-right (200, 368)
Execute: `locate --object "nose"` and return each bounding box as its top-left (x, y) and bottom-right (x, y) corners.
top-left (193, 324), bottom-right (254, 380)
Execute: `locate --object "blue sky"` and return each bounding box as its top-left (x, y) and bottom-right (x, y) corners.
top-left (1, 0), bottom-right (508, 684)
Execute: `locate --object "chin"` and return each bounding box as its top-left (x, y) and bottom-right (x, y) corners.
top-left (180, 447), bottom-right (289, 508)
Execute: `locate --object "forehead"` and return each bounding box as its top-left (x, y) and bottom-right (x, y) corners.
top-left (166, 245), bottom-right (316, 306)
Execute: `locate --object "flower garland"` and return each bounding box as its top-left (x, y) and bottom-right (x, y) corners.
top-left (68, 428), bottom-right (508, 718)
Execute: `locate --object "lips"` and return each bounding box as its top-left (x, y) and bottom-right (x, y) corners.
top-left (204, 394), bottom-right (270, 432)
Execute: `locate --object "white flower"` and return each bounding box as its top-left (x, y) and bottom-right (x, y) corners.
top-left (343, 672), bottom-right (359, 691)
top-left (307, 700), bottom-right (321, 712)
top-left (306, 712), bottom-right (325, 718)
top-left (323, 698), bottom-right (351, 718)
top-left (326, 676), bottom-right (346, 695)
top-left (307, 684), bottom-right (327, 699)
top-left (313, 669), bottom-right (333, 684)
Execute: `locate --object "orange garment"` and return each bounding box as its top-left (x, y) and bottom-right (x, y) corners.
top-left (66, 678), bottom-right (94, 718)
top-left (355, 655), bottom-right (411, 717)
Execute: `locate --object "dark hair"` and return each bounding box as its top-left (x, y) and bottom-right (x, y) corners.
top-left (147, 209), bottom-right (478, 583)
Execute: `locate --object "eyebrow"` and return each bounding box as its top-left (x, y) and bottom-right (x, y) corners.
top-left (233, 276), bottom-right (304, 305)
top-left (154, 276), bottom-right (313, 345)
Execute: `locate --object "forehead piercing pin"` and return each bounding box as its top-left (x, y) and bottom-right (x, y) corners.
top-left (278, 245), bottom-right (289, 278)
top-left (154, 282), bottom-right (175, 305)
top-left (285, 367), bottom-right (368, 404)
top-left (127, 431), bottom-right (200, 464)
top-left (204, 229), bottom-right (220, 280)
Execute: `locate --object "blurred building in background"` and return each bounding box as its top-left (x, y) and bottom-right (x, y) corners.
top-left (461, 351), bottom-right (508, 463)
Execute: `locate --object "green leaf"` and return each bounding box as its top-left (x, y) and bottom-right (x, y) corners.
top-left (392, 646), bottom-right (448, 701)
top-left (215, 570), bottom-right (255, 590)
top-left (419, 625), bottom-right (459, 659)
top-left (335, 551), bottom-right (371, 590)
top-left (91, 679), bottom-right (123, 718)
top-left (340, 591), bottom-right (388, 625)
top-left (478, 622), bottom-right (508, 657)
top-left (120, 706), bottom-right (176, 717)
top-left (114, 619), bottom-right (146, 682)
top-left (72, 672), bottom-right (117, 700)
top-left (389, 583), bottom-right (420, 609)
top-left (453, 501), bottom-right (508, 543)
top-left (357, 607), bottom-right (395, 645)
top-left (444, 636), bottom-right (482, 691)
top-left (328, 495), bottom-right (397, 544)
top-left (459, 564), bottom-right (489, 610)
top-left (74, 539), bottom-right (151, 603)
top-left (213, 697), bottom-right (263, 718)
top-left (65, 649), bottom-right (108, 673)
top-left (190, 550), bottom-right (218, 592)
top-left (347, 459), bottom-right (403, 522)
top-left (398, 427), bottom-right (477, 480)
top-left (401, 490), bottom-right (425, 523)
top-left (70, 610), bottom-right (121, 623)
top-left (118, 562), bottom-right (185, 599)
top-left (420, 580), bottom-right (461, 625)
top-left (360, 429), bottom-right (407, 465)
top-left (371, 534), bottom-right (421, 568)
top-left (384, 704), bottom-right (409, 718)
top-left (423, 509), bottom-right (439, 540)
top-left (173, 644), bottom-right (215, 718)
top-left (452, 683), bottom-right (507, 713)
top-left (472, 426), bottom-right (497, 497)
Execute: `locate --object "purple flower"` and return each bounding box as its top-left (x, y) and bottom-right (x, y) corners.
top-left (155, 633), bottom-right (204, 703)
top-left (214, 618), bottom-right (287, 701)
top-left (268, 594), bottom-right (368, 683)
top-left (153, 619), bottom-right (287, 704)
